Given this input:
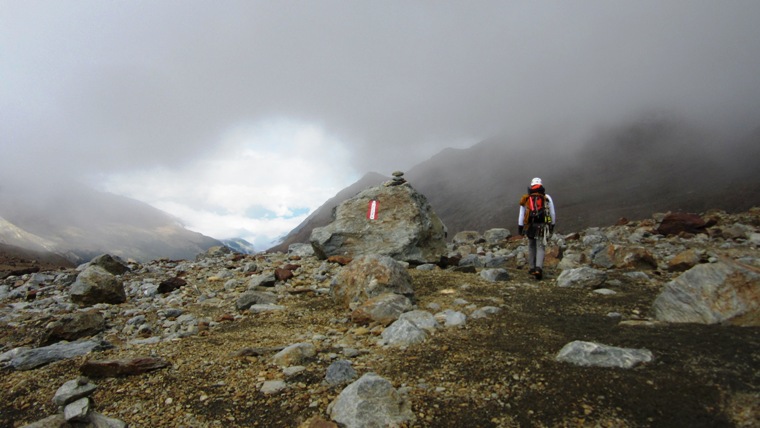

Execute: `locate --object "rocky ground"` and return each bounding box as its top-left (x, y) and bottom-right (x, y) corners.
top-left (1, 210), bottom-right (759, 427)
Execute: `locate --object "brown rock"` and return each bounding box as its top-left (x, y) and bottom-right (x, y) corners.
top-left (330, 255), bottom-right (413, 308)
top-left (615, 246), bottom-right (658, 270)
top-left (327, 255), bottom-right (353, 266)
top-left (80, 357), bottom-right (171, 378)
top-left (157, 276), bottom-right (187, 294)
top-left (274, 268), bottom-right (294, 281)
top-left (657, 212), bottom-right (708, 236)
top-left (217, 313), bottom-right (235, 322)
top-left (668, 249), bottom-right (702, 272)
top-left (543, 246), bottom-right (561, 269)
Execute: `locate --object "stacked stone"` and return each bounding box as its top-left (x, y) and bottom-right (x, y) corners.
top-left (22, 377), bottom-right (126, 428)
top-left (385, 170), bottom-right (407, 186)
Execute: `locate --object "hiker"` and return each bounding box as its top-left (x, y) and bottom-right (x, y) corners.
top-left (518, 177), bottom-right (556, 280)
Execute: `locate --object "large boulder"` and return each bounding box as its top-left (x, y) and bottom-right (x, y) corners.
top-left (329, 372), bottom-right (415, 427)
top-left (652, 260), bottom-right (760, 326)
top-left (310, 180), bottom-right (447, 264)
top-left (69, 266), bottom-right (127, 306)
top-left (330, 255), bottom-right (413, 309)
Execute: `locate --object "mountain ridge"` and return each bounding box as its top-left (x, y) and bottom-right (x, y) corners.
top-left (0, 181), bottom-right (222, 264)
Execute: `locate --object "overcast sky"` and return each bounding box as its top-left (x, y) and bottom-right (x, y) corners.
top-left (2, 1), bottom-right (760, 249)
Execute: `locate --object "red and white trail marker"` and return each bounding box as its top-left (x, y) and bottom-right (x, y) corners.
top-left (367, 200), bottom-right (379, 220)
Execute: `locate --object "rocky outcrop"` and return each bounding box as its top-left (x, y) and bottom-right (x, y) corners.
top-left (310, 173), bottom-right (447, 264)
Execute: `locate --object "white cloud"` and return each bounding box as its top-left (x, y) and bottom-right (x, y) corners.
top-left (99, 119), bottom-right (359, 249)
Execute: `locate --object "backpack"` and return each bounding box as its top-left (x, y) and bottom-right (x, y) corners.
top-left (525, 193), bottom-right (551, 225)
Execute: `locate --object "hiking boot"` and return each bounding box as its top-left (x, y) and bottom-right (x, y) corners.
top-left (534, 267), bottom-right (543, 280)
top-left (528, 267), bottom-right (537, 276)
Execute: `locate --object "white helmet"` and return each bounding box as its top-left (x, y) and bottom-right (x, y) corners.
top-left (530, 177), bottom-right (542, 186)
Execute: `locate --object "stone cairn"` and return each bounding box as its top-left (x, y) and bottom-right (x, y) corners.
top-left (22, 376), bottom-right (127, 428)
top-left (384, 170), bottom-right (407, 186)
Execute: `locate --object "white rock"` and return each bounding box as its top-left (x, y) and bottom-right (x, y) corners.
top-left (261, 380), bottom-right (288, 395)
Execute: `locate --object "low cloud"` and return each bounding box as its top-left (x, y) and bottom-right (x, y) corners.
top-left (2, 1), bottom-right (760, 245)
top-left (99, 120), bottom-right (358, 248)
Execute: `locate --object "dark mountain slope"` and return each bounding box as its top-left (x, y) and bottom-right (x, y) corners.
top-left (0, 180), bottom-right (222, 263)
top-left (415, 118), bottom-right (760, 234)
top-left (405, 140), bottom-right (568, 234)
top-left (548, 119), bottom-right (760, 230)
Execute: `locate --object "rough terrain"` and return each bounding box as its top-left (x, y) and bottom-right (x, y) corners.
top-left (1, 210), bottom-right (759, 427)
